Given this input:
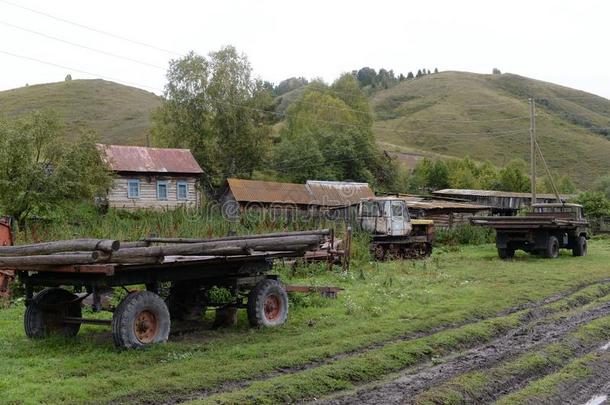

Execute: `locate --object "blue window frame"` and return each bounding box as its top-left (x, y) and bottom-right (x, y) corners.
top-left (157, 181), bottom-right (168, 200)
top-left (177, 182), bottom-right (188, 200)
top-left (127, 180), bottom-right (140, 199)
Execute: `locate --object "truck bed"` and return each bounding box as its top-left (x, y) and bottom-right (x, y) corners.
top-left (470, 215), bottom-right (588, 229)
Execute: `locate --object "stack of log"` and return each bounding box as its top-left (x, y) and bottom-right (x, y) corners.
top-left (0, 230), bottom-right (330, 269)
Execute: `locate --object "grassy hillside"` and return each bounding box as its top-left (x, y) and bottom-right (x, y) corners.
top-left (372, 71), bottom-right (610, 188)
top-left (0, 79), bottom-right (160, 145)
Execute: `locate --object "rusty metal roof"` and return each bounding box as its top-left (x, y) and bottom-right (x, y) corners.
top-left (98, 144), bottom-right (203, 174)
top-left (433, 189), bottom-right (569, 199)
top-left (306, 181), bottom-right (374, 206)
top-left (226, 179), bottom-right (374, 207)
top-left (227, 178), bottom-right (314, 205)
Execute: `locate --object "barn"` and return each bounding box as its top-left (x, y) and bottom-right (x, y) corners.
top-left (98, 144), bottom-right (203, 210)
top-left (220, 178), bottom-right (374, 220)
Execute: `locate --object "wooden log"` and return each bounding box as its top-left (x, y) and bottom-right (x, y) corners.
top-left (119, 241), bottom-right (151, 248)
top-left (142, 229), bottom-right (330, 244)
top-left (110, 235), bottom-right (322, 261)
top-left (0, 252), bottom-right (104, 267)
top-left (0, 239), bottom-right (120, 257)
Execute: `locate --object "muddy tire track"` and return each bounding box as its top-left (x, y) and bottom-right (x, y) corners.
top-left (117, 279), bottom-right (610, 405)
top-left (317, 300), bottom-right (610, 405)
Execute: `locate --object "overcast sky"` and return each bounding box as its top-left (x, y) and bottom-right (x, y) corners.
top-left (0, 0), bottom-right (608, 98)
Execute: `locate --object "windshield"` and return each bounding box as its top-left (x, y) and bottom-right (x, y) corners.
top-left (361, 201), bottom-right (382, 217)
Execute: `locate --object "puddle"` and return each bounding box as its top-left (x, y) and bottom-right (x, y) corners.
top-left (583, 395), bottom-right (608, 405)
top-left (601, 341), bottom-right (610, 351)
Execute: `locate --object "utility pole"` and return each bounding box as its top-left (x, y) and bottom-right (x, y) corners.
top-left (529, 98), bottom-right (537, 205)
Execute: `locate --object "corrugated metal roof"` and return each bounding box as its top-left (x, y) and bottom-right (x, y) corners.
top-left (306, 180), bottom-right (374, 207)
top-left (433, 189), bottom-right (569, 199)
top-left (227, 178), bottom-right (314, 205)
top-left (226, 179), bottom-right (374, 207)
top-left (98, 144), bottom-right (203, 174)
top-left (359, 195), bottom-right (490, 211)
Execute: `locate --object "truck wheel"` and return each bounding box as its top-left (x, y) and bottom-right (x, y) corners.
top-left (247, 279), bottom-right (288, 328)
top-left (112, 291), bottom-right (170, 349)
top-left (545, 236), bottom-right (560, 259)
top-left (572, 236), bottom-right (588, 257)
top-left (24, 288), bottom-right (82, 338)
top-left (498, 248), bottom-right (515, 260)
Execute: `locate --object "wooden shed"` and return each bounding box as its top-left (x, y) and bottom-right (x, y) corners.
top-left (432, 189), bottom-right (571, 215)
top-left (98, 144), bottom-right (203, 210)
top-left (220, 178), bottom-right (374, 220)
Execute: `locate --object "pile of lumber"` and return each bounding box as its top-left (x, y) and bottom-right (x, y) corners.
top-left (0, 230), bottom-right (330, 269)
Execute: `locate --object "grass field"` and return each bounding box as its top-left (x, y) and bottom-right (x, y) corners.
top-left (1, 236), bottom-right (609, 404)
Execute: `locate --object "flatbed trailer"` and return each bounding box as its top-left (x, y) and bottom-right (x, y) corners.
top-left (471, 203), bottom-right (589, 259)
top-left (3, 230), bottom-right (329, 348)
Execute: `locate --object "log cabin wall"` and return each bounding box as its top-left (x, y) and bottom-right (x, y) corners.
top-left (107, 174), bottom-right (200, 210)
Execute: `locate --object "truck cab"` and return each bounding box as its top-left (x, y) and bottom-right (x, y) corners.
top-left (529, 203), bottom-right (585, 221)
top-left (358, 197), bottom-right (434, 260)
top-left (358, 198), bottom-right (412, 236)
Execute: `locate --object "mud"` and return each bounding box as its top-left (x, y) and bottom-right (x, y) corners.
top-left (319, 301), bottom-right (610, 405)
top-left (113, 280), bottom-right (610, 405)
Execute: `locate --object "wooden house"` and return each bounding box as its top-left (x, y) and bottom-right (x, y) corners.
top-left (98, 144), bottom-right (203, 210)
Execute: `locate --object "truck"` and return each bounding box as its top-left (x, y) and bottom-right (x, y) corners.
top-left (357, 197), bottom-right (434, 260)
top-left (0, 229), bottom-right (329, 348)
top-left (471, 203), bottom-right (589, 259)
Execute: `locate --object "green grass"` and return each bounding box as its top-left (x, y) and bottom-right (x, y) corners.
top-left (372, 71), bottom-right (610, 188)
top-left (0, 79), bottom-right (160, 145)
top-left (1, 234), bottom-right (610, 404)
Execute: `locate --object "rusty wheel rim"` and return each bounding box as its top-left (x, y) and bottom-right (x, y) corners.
top-left (264, 294), bottom-right (281, 321)
top-left (134, 310), bottom-right (159, 343)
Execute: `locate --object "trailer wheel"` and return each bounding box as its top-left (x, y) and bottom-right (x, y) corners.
top-left (112, 291), bottom-right (170, 349)
top-left (24, 288), bottom-right (81, 338)
top-left (247, 279), bottom-right (288, 327)
top-left (545, 236), bottom-right (560, 259)
top-left (498, 248), bottom-right (515, 260)
top-left (572, 236), bottom-right (587, 257)
top-left (373, 244), bottom-right (386, 261)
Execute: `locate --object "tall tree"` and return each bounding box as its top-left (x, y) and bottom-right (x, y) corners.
top-left (152, 46), bottom-right (273, 189)
top-left (0, 111), bottom-right (112, 225)
top-left (273, 74), bottom-right (396, 188)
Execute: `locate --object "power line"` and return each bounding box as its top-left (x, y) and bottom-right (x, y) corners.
top-left (0, 19), bottom-right (167, 70)
top-left (0, 49), bottom-right (162, 92)
top-left (0, 0), bottom-right (182, 56)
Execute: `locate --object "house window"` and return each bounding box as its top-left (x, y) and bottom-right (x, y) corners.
top-left (157, 181), bottom-right (168, 200)
top-left (177, 182), bottom-right (188, 200)
top-left (127, 180), bottom-right (140, 199)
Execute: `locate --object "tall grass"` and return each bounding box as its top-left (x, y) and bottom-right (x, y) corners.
top-left (16, 202), bottom-right (348, 244)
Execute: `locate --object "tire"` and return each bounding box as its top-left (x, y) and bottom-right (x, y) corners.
top-left (572, 236), bottom-right (588, 257)
top-left (112, 291), bottom-right (170, 349)
top-left (545, 236), bottom-right (560, 259)
top-left (498, 248), bottom-right (515, 260)
top-left (24, 288), bottom-right (81, 338)
top-left (247, 279), bottom-right (288, 328)
top-left (166, 282), bottom-right (206, 321)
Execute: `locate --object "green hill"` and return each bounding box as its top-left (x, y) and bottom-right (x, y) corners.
top-left (3, 73), bottom-right (609, 189)
top-left (372, 71), bottom-right (610, 188)
top-left (0, 79), bottom-right (160, 145)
